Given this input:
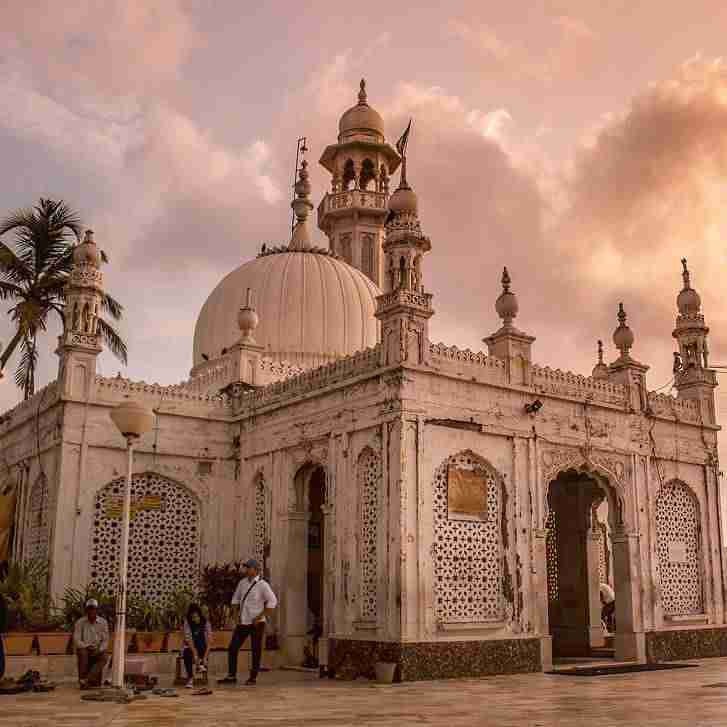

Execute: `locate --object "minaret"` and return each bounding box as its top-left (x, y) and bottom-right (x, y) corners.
top-left (483, 268), bottom-right (536, 385)
top-left (591, 340), bottom-right (609, 380)
top-left (57, 230), bottom-right (104, 399)
top-left (672, 258), bottom-right (717, 423)
top-left (375, 149), bottom-right (433, 366)
top-left (318, 79), bottom-right (401, 286)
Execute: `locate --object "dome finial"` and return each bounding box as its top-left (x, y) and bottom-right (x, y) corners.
top-left (237, 287), bottom-right (259, 344)
top-left (495, 266), bottom-right (518, 328)
top-left (289, 160), bottom-right (314, 251)
top-left (592, 339), bottom-right (609, 379)
top-left (676, 257), bottom-right (701, 315)
top-left (681, 257), bottom-right (690, 288)
top-left (613, 302), bottom-right (635, 359)
top-left (73, 228), bottom-right (101, 267)
top-left (358, 78), bottom-right (367, 105)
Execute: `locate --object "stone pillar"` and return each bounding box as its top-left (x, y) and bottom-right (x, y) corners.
top-left (283, 511), bottom-right (308, 665)
top-left (612, 527), bottom-right (646, 662)
top-left (533, 529), bottom-right (552, 670)
top-left (586, 529), bottom-right (605, 648)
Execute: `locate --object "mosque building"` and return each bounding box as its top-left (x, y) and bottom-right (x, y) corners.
top-left (0, 81), bottom-right (724, 680)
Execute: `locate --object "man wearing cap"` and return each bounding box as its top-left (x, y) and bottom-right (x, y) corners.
top-left (73, 599), bottom-right (109, 689)
top-left (218, 559), bottom-right (277, 686)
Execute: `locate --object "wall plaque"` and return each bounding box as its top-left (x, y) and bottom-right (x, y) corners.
top-left (447, 465), bottom-right (488, 521)
top-left (668, 541), bottom-right (688, 564)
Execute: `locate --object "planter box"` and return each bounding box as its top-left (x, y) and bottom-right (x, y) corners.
top-left (134, 631), bottom-right (165, 653)
top-left (165, 632), bottom-right (185, 653)
top-left (3, 633), bottom-right (35, 656)
top-left (210, 630), bottom-right (233, 651)
top-left (107, 632), bottom-right (135, 655)
top-left (35, 632), bottom-right (70, 655)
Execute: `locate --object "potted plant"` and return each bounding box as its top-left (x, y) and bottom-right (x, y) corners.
top-left (128, 595), bottom-right (165, 653)
top-left (0, 560), bottom-right (53, 655)
top-left (162, 586), bottom-right (197, 653)
top-left (200, 561), bottom-right (246, 650)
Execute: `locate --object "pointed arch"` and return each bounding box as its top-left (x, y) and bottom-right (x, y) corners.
top-left (342, 159), bottom-right (356, 190)
top-left (359, 158), bottom-right (376, 190)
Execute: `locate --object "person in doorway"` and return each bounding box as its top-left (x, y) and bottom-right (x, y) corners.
top-left (600, 582), bottom-right (616, 633)
top-left (182, 603), bottom-right (212, 688)
top-left (73, 599), bottom-right (109, 689)
top-left (218, 559), bottom-right (277, 686)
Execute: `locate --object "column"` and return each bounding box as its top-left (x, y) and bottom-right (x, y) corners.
top-left (282, 511), bottom-right (308, 665)
top-left (612, 527), bottom-right (646, 662)
top-left (586, 528), bottom-right (605, 648)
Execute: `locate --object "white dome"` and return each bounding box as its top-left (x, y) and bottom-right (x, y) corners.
top-left (193, 251), bottom-right (381, 370)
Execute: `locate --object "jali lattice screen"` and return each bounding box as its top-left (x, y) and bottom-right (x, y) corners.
top-left (25, 475), bottom-right (51, 563)
top-left (358, 447), bottom-right (381, 620)
top-left (90, 472), bottom-right (200, 604)
top-left (433, 451), bottom-right (503, 623)
top-left (655, 480), bottom-right (703, 616)
top-left (254, 475), bottom-right (267, 570)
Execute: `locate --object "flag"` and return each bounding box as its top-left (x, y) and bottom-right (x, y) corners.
top-left (395, 119), bottom-right (412, 157)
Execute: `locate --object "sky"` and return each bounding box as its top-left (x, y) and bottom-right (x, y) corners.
top-left (2, 0), bottom-right (727, 463)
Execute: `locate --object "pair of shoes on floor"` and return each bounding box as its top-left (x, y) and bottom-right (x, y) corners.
top-left (185, 680), bottom-right (194, 689)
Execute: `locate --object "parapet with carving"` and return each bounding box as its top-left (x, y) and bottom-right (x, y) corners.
top-left (647, 391), bottom-right (701, 424)
top-left (0, 381), bottom-right (60, 433)
top-left (531, 364), bottom-right (627, 406)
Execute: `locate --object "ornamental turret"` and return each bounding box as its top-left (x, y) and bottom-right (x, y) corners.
top-left (607, 303), bottom-right (649, 412)
top-left (318, 80), bottom-right (401, 286)
top-left (672, 258), bottom-right (717, 423)
top-left (57, 229), bottom-right (105, 399)
top-left (375, 129), bottom-right (433, 367)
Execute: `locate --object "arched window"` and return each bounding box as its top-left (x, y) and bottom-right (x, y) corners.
top-left (357, 447), bottom-right (381, 619)
top-left (655, 480), bottom-right (704, 616)
top-left (342, 159), bottom-right (356, 190)
top-left (432, 451), bottom-right (504, 623)
top-left (399, 256), bottom-right (407, 289)
top-left (359, 159), bottom-right (376, 191)
top-left (361, 233), bottom-right (375, 279)
top-left (90, 472), bottom-right (200, 604)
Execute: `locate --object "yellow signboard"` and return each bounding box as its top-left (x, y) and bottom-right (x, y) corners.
top-left (104, 494), bottom-right (162, 520)
top-left (447, 465), bottom-right (488, 521)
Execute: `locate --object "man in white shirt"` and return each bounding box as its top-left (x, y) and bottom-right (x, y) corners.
top-left (218, 559), bottom-right (277, 686)
top-left (73, 599), bottom-right (109, 689)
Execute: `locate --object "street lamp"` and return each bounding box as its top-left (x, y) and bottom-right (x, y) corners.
top-left (109, 398), bottom-right (155, 689)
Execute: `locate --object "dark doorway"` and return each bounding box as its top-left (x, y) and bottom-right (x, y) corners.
top-left (306, 466), bottom-right (326, 627)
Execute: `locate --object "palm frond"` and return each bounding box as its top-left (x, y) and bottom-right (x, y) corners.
top-left (0, 281), bottom-right (24, 300)
top-left (14, 334), bottom-right (38, 400)
top-left (0, 241), bottom-right (33, 284)
top-left (100, 249), bottom-right (109, 264)
top-left (96, 317), bottom-right (128, 364)
top-left (101, 293), bottom-right (124, 320)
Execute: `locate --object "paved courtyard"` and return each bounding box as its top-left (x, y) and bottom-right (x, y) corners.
top-left (5, 659), bottom-right (727, 726)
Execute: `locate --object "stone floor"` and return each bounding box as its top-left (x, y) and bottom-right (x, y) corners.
top-left (5, 658), bottom-right (727, 726)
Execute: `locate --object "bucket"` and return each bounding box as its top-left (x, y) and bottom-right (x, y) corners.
top-left (374, 661), bottom-right (397, 684)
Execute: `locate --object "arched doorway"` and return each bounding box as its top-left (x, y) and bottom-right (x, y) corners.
top-left (283, 463), bottom-right (329, 666)
top-left (546, 469), bottom-right (621, 661)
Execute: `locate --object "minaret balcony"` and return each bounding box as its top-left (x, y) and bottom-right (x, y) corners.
top-left (317, 189), bottom-right (388, 224)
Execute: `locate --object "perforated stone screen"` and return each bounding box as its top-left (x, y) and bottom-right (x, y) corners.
top-left (254, 476), bottom-right (266, 569)
top-left (546, 508), bottom-right (559, 604)
top-left (433, 452), bottom-right (503, 623)
top-left (25, 475), bottom-right (51, 564)
top-left (358, 447), bottom-right (380, 620)
top-left (90, 473), bottom-right (200, 604)
top-left (655, 480), bottom-right (704, 616)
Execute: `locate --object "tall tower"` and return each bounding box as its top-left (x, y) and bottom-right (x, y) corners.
top-left (56, 230), bottom-right (104, 399)
top-left (672, 258), bottom-right (717, 423)
top-left (318, 79), bottom-right (401, 287)
top-left (375, 154), bottom-right (434, 366)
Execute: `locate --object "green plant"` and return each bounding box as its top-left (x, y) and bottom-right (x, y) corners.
top-left (60, 584), bottom-right (116, 631)
top-left (199, 561), bottom-right (246, 629)
top-left (161, 586), bottom-right (198, 632)
top-left (126, 595), bottom-right (165, 632)
top-left (0, 559), bottom-right (52, 630)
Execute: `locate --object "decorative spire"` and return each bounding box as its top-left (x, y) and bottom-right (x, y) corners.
top-left (237, 287), bottom-right (259, 345)
top-left (494, 266), bottom-right (519, 328)
top-left (676, 257), bottom-right (701, 316)
top-left (681, 257), bottom-right (691, 289)
top-left (612, 302), bottom-right (635, 359)
top-left (288, 160), bottom-right (314, 251)
top-left (358, 78), bottom-right (367, 105)
top-left (592, 339), bottom-right (609, 380)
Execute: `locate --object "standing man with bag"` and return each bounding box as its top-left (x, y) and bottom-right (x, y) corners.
top-left (218, 559), bottom-right (277, 686)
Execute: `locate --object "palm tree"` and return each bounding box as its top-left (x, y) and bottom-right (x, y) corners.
top-left (0, 199), bottom-right (127, 399)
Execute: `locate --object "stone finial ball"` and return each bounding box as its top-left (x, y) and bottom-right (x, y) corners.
top-left (73, 230), bottom-right (100, 266)
top-left (238, 306), bottom-right (259, 335)
top-left (388, 185), bottom-right (418, 215)
top-left (613, 323), bottom-right (634, 351)
top-left (495, 290), bottom-right (518, 322)
top-left (677, 286), bottom-right (701, 316)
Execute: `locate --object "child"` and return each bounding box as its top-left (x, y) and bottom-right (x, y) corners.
top-left (182, 604), bottom-right (212, 688)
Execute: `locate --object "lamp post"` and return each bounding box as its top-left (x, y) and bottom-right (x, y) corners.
top-left (109, 399), bottom-right (154, 689)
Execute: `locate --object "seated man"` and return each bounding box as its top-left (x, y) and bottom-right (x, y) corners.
top-left (600, 583), bottom-right (616, 633)
top-left (73, 599), bottom-right (109, 689)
